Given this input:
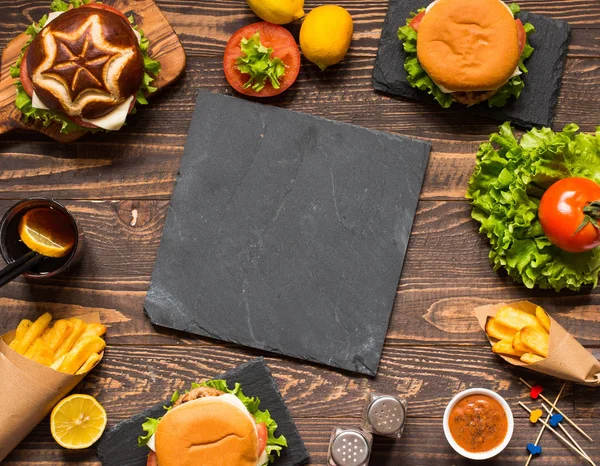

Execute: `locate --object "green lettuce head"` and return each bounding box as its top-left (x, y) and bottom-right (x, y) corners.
top-left (467, 122), bottom-right (600, 291)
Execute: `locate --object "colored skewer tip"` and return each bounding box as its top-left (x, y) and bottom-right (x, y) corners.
top-left (527, 443), bottom-right (542, 455)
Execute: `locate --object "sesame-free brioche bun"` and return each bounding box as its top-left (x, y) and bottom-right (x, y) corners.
top-left (416, 0), bottom-right (520, 92)
top-left (155, 396), bottom-right (259, 466)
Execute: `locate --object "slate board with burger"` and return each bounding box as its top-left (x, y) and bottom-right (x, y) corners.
top-left (372, 0), bottom-right (570, 128)
top-left (97, 358), bottom-right (310, 466)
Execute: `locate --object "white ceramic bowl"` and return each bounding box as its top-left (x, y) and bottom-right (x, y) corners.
top-left (443, 388), bottom-right (514, 460)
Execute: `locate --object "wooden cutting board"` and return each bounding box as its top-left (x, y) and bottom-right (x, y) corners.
top-left (0, 0), bottom-right (186, 142)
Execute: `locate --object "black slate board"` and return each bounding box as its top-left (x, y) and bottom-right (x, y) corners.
top-left (372, 0), bottom-right (571, 128)
top-left (97, 358), bottom-right (310, 466)
top-left (144, 91), bottom-right (430, 376)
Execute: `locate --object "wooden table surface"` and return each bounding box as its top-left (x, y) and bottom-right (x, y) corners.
top-left (1, 0), bottom-right (599, 464)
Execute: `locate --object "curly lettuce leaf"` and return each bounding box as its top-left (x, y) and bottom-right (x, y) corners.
top-left (11, 0), bottom-right (159, 133)
top-left (138, 380), bottom-right (288, 466)
top-left (236, 32), bottom-right (286, 92)
top-left (397, 4), bottom-right (535, 108)
top-left (467, 123), bottom-right (600, 291)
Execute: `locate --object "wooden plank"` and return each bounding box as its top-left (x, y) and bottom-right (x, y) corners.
top-left (1, 0), bottom-right (599, 60)
top-left (1, 200), bottom-right (598, 346)
top-left (2, 346), bottom-right (599, 464)
top-left (0, 55), bottom-right (599, 200)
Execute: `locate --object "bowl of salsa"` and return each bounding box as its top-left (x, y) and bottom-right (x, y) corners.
top-left (443, 388), bottom-right (514, 460)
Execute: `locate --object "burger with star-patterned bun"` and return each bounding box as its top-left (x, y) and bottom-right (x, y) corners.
top-left (10, 0), bottom-right (160, 133)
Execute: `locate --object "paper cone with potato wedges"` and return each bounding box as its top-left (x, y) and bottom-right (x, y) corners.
top-left (0, 313), bottom-right (105, 462)
top-left (476, 301), bottom-right (600, 386)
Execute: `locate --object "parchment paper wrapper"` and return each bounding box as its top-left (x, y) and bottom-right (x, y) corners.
top-left (0, 313), bottom-right (102, 461)
top-left (476, 301), bottom-right (600, 387)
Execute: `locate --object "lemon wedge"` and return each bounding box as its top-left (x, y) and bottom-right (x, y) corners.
top-left (50, 394), bottom-right (107, 449)
top-left (18, 208), bottom-right (75, 258)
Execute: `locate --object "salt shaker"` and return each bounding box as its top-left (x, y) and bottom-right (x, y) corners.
top-left (327, 427), bottom-right (373, 466)
top-left (361, 392), bottom-right (407, 438)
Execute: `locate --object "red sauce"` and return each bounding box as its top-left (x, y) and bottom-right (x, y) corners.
top-left (448, 394), bottom-right (508, 453)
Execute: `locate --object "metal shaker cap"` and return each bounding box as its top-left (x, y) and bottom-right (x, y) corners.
top-left (367, 395), bottom-right (406, 435)
top-left (330, 430), bottom-right (370, 466)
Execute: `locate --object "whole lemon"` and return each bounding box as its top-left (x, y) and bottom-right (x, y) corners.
top-left (247, 0), bottom-right (305, 25)
top-left (300, 5), bottom-right (353, 71)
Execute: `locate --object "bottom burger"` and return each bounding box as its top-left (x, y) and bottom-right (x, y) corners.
top-left (138, 380), bottom-right (288, 466)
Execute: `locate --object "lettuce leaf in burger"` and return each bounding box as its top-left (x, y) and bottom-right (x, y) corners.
top-left (138, 380), bottom-right (288, 466)
top-left (9, 0), bottom-right (160, 134)
top-left (397, 0), bottom-right (534, 108)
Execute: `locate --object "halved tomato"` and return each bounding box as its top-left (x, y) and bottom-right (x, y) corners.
top-left (82, 3), bottom-right (129, 21)
top-left (516, 19), bottom-right (526, 55)
top-left (409, 11), bottom-right (425, 32)
top-left (223, 22), bottom-right (300, 98)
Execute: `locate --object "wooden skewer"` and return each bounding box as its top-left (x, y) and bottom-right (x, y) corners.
top-left (519, 378), bottom-right (593, 441)
top-left (541, 403), bottom-right (594, 465)
top-left (519, 402), bottom-right (595, 466)
top-left (524, 384), bottom-right (565, 466)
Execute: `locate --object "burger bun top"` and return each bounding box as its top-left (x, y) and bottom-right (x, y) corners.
top-left (155, 394), bottom-right (260, 466)
top-left (416, 0), bottom-right (520, 92)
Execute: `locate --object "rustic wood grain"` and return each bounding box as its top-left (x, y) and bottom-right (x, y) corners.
top-left (1, 200), bottom-right (598, 347)
top-left (0, 0), bottom-right (185, 141)
top-left (0, 55), bottom-right (599, 201)
top-left (0, 0), bottom-right (598, 464)
top-left (2, 346), bottom-right (599, 465)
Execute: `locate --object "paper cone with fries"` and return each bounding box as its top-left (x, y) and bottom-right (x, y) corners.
top-left (0, 312), bottom-right (105, 461)
top-left (475, 301), bottom-right (600, 386)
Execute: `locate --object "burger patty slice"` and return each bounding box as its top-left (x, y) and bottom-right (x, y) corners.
top-left (452, 89), bottom-right (499, 106)
top-left (172, 386), bottom-right (224, 407)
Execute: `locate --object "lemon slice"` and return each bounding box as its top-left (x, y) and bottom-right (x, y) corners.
top-left (18, 208), bottom-right (75, 258)
top-left (50, 394), bottom-right (107, 449)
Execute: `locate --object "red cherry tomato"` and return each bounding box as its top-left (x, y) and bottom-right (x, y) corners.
top-left (223, 22), bottom-right (300, 98)
top-left (539, 177), bottom-right (600, 253)
top-left (516, 19), bottom-right (526, 56)
top-left (409, 11), bottom-right (425, 31)
top-left (256, 422), bottom-right (268, 454)
top-left (82, 3), bottom-right (130, 21)
top-left (146, 451), bottom-right (158, 466)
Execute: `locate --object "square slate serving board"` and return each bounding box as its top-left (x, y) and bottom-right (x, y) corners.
top-left (372, 0), bottom-right (571, 128)
top-left (144, 91), bottom-right (430, 376)
top-left (97, 358), bottom-right (310, 466)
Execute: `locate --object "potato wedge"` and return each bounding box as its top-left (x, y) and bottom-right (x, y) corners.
top-left (512, 330), bottom-right (533, 353)
top-left (485, 317), bottom-right (517, 341)
top-left (42, 319), bottom-right (73, 354)
top-left (53, 318), bottom-right (86, 362)
top-left (495, 306), bottom-right (539, 331)
top-left (492, 338), bottom-right (525, 357)
top-left (15, 312), bottom-right (52, 355)
top-left (520, 352), bottom-right (545, 364)
top-left (535, 306), bottom-right (551, 333)
top-left (24, 338), bottom-right (44, 359)
top-left (75, 352), bottom-right (102, 375)
top-left (9, 319), bottom-right (33, 350)
top-left (58, 336), bottom-right (106, 374)
top-left (31, 342), bottom-right (54, 366)
top-left (521, 324), bottom-right (549, 358)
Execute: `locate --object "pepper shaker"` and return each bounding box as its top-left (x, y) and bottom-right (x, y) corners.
top-left (361, 392), bottom-right (407, 438)
top-left (327, 427), bottom-right (373, 466)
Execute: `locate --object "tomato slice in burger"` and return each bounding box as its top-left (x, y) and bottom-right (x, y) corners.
top-left (223, 22), bottom-right (300, 98)
top-left (19, 48), bottom-right (34, 97)
top-left (146, 451), bottom-right (158, 466)
top-left (82, 3), bottom-right (130, 21)
top-left (515, 19), bottom-right (526, 56)
top-left (256, 422), bottom-right (268, 454)
top-left (409, 11), bottom-right (425, 31)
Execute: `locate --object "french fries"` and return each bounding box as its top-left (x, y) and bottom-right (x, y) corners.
top-left (7, 314), bottom-right (105, 375)
top-left (484, 304), bottom-right (551, 364)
